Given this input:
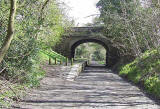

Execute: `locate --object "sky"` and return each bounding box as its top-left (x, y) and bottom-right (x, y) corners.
top-left (60, 0), bottom-right (100, 26)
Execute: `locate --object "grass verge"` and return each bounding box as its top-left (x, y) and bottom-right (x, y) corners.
top-left (119, 49), bottom-right (160, 99)
top-left (0, 50), bottom-right (64, 108)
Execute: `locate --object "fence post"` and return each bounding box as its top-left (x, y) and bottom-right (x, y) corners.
top-left (54, 58), bottom-right (57, 65)
top-left (60, 59), bottom-right (62, 65)
top-left (65, 58), bottom-right (68, 66)
top-left (87, 60), bottom-right (90, 66)
top-left (82, 63), bottom-right (84, 71)
top-left (71, 58), bottom-right (74, 66)
top-left (49, 57), bottom-right (51, 65)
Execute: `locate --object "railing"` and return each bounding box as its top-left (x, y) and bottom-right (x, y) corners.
top-left (41, 50), bottom-right (90, 66)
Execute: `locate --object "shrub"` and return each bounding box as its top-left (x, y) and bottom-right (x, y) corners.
top-left (119, 49), bottom-right (160, 98)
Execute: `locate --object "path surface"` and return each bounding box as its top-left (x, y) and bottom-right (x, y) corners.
top-left (15, 65), bottom-right (160, 109)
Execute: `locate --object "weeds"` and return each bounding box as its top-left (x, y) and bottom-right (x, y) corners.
top-left (119, 49), bottom-right (160, 98)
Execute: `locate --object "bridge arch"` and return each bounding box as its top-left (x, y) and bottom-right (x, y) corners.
top-left (53, 27), bottom-right (120, 67)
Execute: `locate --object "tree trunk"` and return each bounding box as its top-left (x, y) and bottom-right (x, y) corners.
top-left (0, 0), bottom-right (17, 64)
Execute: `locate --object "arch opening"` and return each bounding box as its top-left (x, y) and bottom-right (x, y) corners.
top-left (71, 39), bottom-right (109, 66)
top-left (75, 42), bottom-right (106, 65)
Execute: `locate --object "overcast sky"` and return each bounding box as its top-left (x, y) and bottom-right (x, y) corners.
top-left (61, 0), bottom-right (100, 26)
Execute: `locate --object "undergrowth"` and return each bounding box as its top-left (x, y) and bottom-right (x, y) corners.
top-left (0, 50), bottom-right (51, 108)
top-left (119, 49), bottom-right (160, 98)
top-left (0, 81), bottom-right (25, 108)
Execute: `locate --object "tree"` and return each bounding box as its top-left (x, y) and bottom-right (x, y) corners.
top-left (0, 0), bottom-right (71, 83)
top-left (0, 0), bottom-right (17, 64)
top-left (96, 0), bottom-right (160, 57)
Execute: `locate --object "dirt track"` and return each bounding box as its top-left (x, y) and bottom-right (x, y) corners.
top-left (14, 65), bottom-right (160, 109)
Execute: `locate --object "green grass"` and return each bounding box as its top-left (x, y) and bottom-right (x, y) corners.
top-left (74, 58), bottom-right (88, 62)
top-left (119, 49), bottom-right (160, 98)
top-left (27, 50), bottom-right (67, 87)
top-left (0, 50), bottom-right (53, 108)
top-left (98, 61), bottom-right (105, 65)
top-left (41, 50), bottom-right (66, 62)
top-left (0, 49), bottom-right (84, 108)
top-left (0, 50), bottom-right (50, 108)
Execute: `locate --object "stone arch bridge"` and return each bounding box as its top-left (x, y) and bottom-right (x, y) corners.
top-left (53, 27), bottom-right (120, 67)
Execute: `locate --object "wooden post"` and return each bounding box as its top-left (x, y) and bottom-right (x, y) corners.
top-left (60, 59), bottom-right (62, 65)
top-left (54, 58), bottom-right (57, 65)
top-left (49, 57), bottom-right (51, 65)
top-left (82, 64), bottom-right (84, 71)
top-left (71, 58), bottom-right (74, 66)
top-left (65, 58), bottom-right (68, 66)
top-left (87, 60), bottom-right (90, 66)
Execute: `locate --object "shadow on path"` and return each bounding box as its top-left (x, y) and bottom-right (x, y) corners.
top-left (14, 65), bottom-right (160, 109)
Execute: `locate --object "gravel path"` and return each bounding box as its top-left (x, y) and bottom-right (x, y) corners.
top-left (15, 65), bottom-right (160, 109)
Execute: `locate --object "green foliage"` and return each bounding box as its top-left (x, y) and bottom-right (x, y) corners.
top-left (0, 0), bottom-right (69, 84)
top-left (0, 81), bottom-right (25, 108)
top-left (119, 49), bottom-right (160, 98)
top-left (75, 44), bottom-right (88, 58)
top-left (97, 0), bottom-right (133, 15)
top-left (97, 0), bottom-right (160, 57)
top-left (144, 75), bottom-right (160, 97)
top-left (0, 0), bottom-right (71, 107)
top-left (120, 60), bottom-right (141, 83)
top-left (41, 50), bottom-right (66, 62)
top-left (75, 43), bottom-right (106, 62)
top-left (98, 61), bottom-right (105, 65)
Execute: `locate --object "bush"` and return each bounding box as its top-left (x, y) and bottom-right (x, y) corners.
top-left (119, 49), bottom-right (160, 98)
top-left (144, 75), bottom-right (160, 97)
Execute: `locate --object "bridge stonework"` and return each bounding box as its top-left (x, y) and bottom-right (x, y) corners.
top-left (53, 27), bottom-right (120, 67)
